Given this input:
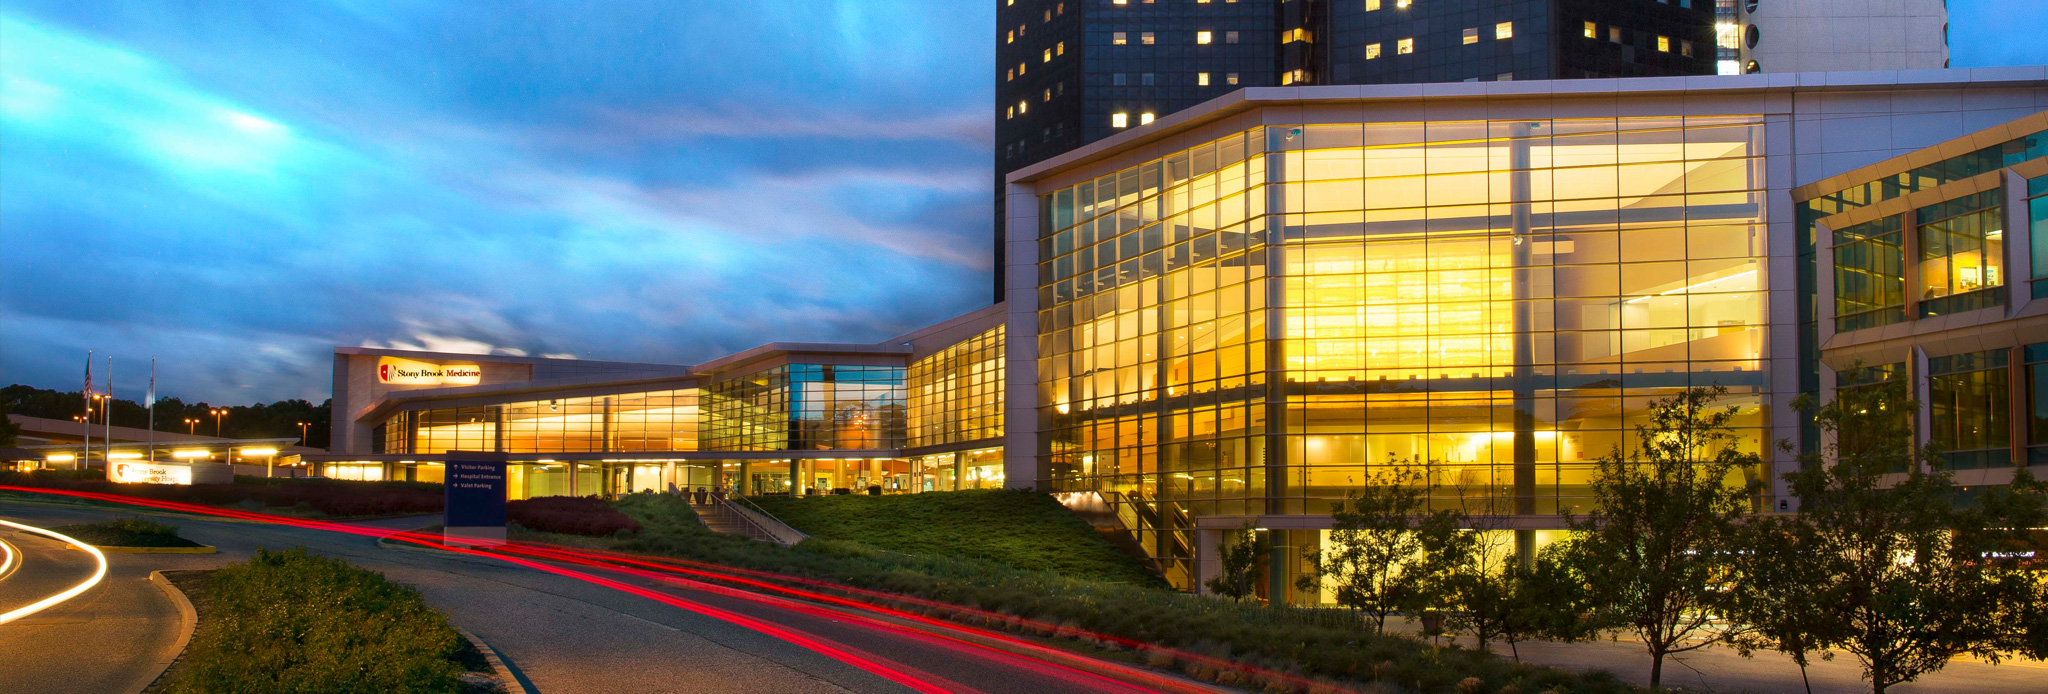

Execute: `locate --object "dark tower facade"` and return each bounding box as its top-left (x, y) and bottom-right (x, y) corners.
top-left (991, 0), bottom-right (1717, 300)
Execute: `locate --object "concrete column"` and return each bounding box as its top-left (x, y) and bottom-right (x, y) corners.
top-left (1194, 527), bottom-right (1222, 596)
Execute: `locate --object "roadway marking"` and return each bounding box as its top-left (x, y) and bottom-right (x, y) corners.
top-left (0, 519), bottom-right (109, 624)
top-left (0, 536), bottom-right (17, 580)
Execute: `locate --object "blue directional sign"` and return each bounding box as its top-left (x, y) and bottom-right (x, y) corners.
top-left (444, 451), bottom-right (507, 531)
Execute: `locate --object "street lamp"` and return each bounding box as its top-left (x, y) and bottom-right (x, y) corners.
top-left (184, 418), bottom-right (199, 435)
top-left (73, 415), bottom-right (87, 464)
top-left (296, 421), bottom-right (309, 446)
top-left (210, 408), bottom-right (227, 437)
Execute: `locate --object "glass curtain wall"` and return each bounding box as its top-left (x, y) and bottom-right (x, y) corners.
top-left (908, 326), bottom-right (1007, 447)
top-left (385, 389), bottom-right (699, 455)
top-left (2025, 344), bottom-right (2048, 466)
top-left (1798, 129), bottom-right (2048, 454)
top-left (2028, 175), bottom-right (2048, 298)
top-left (1037, 116), bottom-right (1770, 589)
top-left (1916, 190), bottom-right (2005, 317)
top-left (1832, 215), bottom-right (1906, 332)
top-left (701, 365), bottom-right (906, 451)
top-left (1928, 350), bottom-right (2012, 471)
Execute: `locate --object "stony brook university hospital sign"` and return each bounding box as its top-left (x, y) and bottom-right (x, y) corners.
top-left (376, 357), bottom-right (483, 386)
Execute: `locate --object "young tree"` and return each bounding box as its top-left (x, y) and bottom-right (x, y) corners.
top-left (1295, 460), bottom-right (1459, 634)
top-left (1726, 512), bottom-right (1831, 694)
top-left (1205, 521), bottom-right (1269, 602)
top-left (1431, 516), bottom-right (1541, 658)
top-left (1549, 386), bottom-right (1762, 690)
top-left (1745, 379), bottom-right (2048, 694)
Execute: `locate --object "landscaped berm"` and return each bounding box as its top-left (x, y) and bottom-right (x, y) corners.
top-left (748, 489), bottom-right (1160, 585)
top-left (53, 518), bottom-right (203, 548)
top-left (157, 548), bottom-right (498, 694)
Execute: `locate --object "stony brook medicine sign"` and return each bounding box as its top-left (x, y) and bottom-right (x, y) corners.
top-left (376, 357), bottom-right (484, 386)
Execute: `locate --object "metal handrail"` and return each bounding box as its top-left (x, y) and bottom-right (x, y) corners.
top-left (708, 493), bottom-right (808, 546)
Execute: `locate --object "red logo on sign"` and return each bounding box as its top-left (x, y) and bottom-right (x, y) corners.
top-left (380, 363), bottom-right (392, 381)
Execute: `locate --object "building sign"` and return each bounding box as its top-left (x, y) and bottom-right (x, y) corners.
top-left (376, 357), bottom-right (483, 386)
top-left (444, 451), bottom-right (507, 544)
top-left (110, 461), bottom-right (192, 485)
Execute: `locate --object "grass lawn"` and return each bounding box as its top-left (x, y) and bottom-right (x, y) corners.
top-left (553, 493), bottom-right (1641, 694)
top-left (748, 489), bottom-right (1160, 585)
top-left (53, 518), bottom-right (203, 547)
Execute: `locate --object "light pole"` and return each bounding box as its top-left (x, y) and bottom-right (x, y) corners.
top-left (210, 408), bottom-right (226, 438)
top-left (184, 418), bottom-right (199, 435)
top-left (73, 415), bottom-right (87, 467)
top-left (296, 421), bottom-right (309, 446)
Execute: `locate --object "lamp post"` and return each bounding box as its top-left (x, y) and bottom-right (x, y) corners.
top-left (184, 418), bottom-right (198, 435)
top-left (210, 408), bottom-right (226, 438)
top-left (73, 415), bottom-right (87, 468)
top-left (296, 421), bottom-right (309, 446)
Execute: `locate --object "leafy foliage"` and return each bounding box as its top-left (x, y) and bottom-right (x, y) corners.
top-left (0, 400), bottom-right (20, 447)
top-left (1546, 386), bottom-right (1763, 690)
top-left (1732, 380), bottom-right (2048, 694)
top-left (1432, 517), bottom-right (1544, 658)
top-left (748, 489), bottom-right (1160, 584)
top-left (1203, 521), bottom-right (1268, 602)
top-left (0, 383), bottom-right (330, 447)
top-left (1295, 461), bottom-right (1462, 634)
top-left (163, 548), bottom-right (467, 694)
top-left (53, 517), bottom-right (202, 547)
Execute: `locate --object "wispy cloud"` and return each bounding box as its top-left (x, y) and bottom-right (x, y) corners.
top-left (0, 3), bottom-right (996, 403)
top-left (584, 106), bottom-right (992, 146)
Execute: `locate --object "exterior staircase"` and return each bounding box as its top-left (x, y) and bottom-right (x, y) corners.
top-left (688, 494), bottom-right (808, 546)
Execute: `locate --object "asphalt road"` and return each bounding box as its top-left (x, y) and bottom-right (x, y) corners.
top-left (0, 498), bottom-right (1196, 694)
top-left (0, 521), bottom-right (187, 694)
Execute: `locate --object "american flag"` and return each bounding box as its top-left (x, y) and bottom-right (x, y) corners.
top-left (83, 350), bottom-right (94, 401)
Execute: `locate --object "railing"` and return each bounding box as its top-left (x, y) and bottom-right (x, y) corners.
top-left (1054, 490), bottom-right (1172, 579)
top-left (703, 493), bottom-right (809, 546)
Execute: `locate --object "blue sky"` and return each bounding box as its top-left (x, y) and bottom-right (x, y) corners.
top-left (2, 1), bottom-right (2045, 404)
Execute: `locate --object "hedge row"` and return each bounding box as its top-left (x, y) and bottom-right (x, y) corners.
top-left (0, 469), bottom-right (442, 517)
top-left (507, 496), bottom-right (641, 536)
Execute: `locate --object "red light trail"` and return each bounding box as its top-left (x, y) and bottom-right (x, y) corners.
top-left (0, 487), bottom-right (1334, 694)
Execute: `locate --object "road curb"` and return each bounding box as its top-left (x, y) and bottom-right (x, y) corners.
top-left (73, 544), bottom-right (218, 554)
top-left (456, 627), bottom-right (533, 694)
top-left (137, 570), bottom-right (198, 694)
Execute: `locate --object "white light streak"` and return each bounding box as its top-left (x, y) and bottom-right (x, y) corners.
top-left (0, 519), bottom-right (109, 624)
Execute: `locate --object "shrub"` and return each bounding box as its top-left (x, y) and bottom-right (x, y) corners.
top-left (0, 470), bottom-right (443, 517)
top-left (163, 548), bottom-right (467, 694)
top-left (507, 496), bottom-right (641, 536)
top-left (52, 517), bottom-right (201, 547)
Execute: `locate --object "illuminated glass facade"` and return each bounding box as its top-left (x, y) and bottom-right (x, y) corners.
top-left (1034, 116), bottom-right (1771, 584)
top-left (908, 326), bottom-right (1007, 448)
top-left (379, 388), bottom-right (699, 455)
top-left (700, 365), bottom-right (907, 451)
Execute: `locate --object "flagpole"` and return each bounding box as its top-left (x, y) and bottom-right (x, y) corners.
top-left (84, 350), bottom-right (93, 472)
top-left (106, 356), bottom-right (114, 465)
top-left (147, 358), bottom-right (156, 463)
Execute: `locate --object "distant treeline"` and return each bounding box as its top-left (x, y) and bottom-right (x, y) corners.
top-left (1, 384), bottom-right (330, 448)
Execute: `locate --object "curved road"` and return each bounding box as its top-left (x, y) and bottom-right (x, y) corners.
top-left (0, 498), bottom-right (1203, 694)
top-left (0, 519), bottom-right (184, 694)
